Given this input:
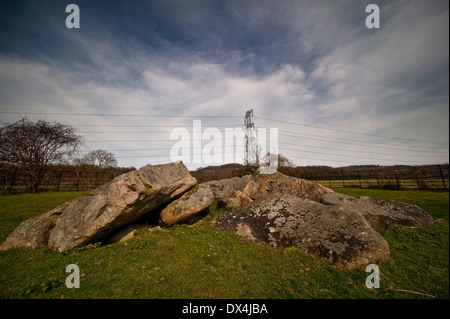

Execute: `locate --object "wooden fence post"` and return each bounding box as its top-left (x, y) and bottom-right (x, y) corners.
top-left (358, 170), bottom-right (362, 189)
top-left (413, 166), bottom-right (420, 189)
top-left (56, 170), bottom-right (63, 192)
top-left (94, 171), bottom-right (99, 188)
top-left (375, 170), bottom-right (380, 189)
top-left (8, 167), bottom-right (18, 195)
top-left (76, 172), bottom-right (82, 191)
top-left (415, 175), bottom-right (421, 190)
top-left (395, 170), bottom-right (401, 190)
top-left (438, 165), bottom-right (447, 190)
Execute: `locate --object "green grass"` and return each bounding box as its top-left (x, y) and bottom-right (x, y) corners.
top-left (0, 189), bottom-right (448, 299)
top-left (316, 179), bottom-right (449, 190)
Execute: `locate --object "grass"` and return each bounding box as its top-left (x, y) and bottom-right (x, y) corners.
top-left (0, 188), bottom-right (448, 299)
top-left (316, 179), bottom-right (449, 190)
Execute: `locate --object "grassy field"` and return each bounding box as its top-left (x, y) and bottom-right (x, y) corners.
top-left (316, 179), bottom-right (449, 190)
top-left (0, 188), bottom-right (448, 299)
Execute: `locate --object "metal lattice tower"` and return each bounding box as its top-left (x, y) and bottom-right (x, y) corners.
top-left (244, 109), bottom-right (255, 165)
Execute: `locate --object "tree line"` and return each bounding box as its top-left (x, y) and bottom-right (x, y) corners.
top-left (0, 117), bottom-right (133, 192)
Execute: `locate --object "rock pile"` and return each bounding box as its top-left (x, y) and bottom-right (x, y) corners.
top-left (0, 162), bottom-right (437, 270)
top-left (215, 194), bottom-right (390, 270)
top-left (0, 161), bottom-right (198, 252)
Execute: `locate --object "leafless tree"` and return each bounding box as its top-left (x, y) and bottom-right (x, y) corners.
top-left (264, 151), bottom-right (294, 168)
top-left (79, 149), bottom-right (118, 169)
top-left (0, 117), bottom-right (82, 192)
top-left (277, 153), bottom-right (294, 168)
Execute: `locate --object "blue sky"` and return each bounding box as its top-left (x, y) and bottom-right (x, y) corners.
top-left (0, 0), bottom-right (448, 169)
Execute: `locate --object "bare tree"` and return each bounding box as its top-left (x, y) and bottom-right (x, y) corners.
top-left (264, 151), bottom-right (294, 168)
top-left (277, 153), bottom-right (294, 168)
top-left (80, 149), bottom-right (118, 169)
top-left (0, 117), bottom-right (82, 192)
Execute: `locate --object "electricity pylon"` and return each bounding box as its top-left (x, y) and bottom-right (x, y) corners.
top-left (244, 109), bottom-right (256, 165)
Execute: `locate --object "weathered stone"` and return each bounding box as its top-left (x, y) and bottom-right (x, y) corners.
top-left (105, 224), bottom-right (161, 244)
top-left (44, 161), bottom-right (196, 252)
top-left (234, 190), bottom-right (253, 206)
top-left (159, 185), bottom-right (214, 227)
top-left (105, 225), bottom-right (139, 244)
top-left (320, 193), bottom-right (436, 230)
top-left (216, 197), bottom-right (242, 209)
top-left (243, 171), bottom-right (333, 202)
top-left (216, 190), bottom-right (253, 209)
top-left (215, 194), bottom-right (390, 270)
top-left (0, 201), bottom-right (71, 250)
top-left (202, 176), bottom-right (249, 200)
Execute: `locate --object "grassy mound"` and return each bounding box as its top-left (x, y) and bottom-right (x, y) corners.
top-left (0, 189), bottom-right (448, 299)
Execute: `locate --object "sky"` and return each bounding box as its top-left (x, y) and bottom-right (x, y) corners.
top-left (0, 0), bottom-right (448, 170)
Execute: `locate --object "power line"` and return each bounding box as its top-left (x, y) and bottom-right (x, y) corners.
top-left (277, 142), bottom-right (442, 159)
top-left (0, 111), bottom-right (242, 118)
top-left (258, 111), bottom-right (448, 141)
top-left (278, 131), bottom-right (447, 153)
top-left (74, 124), bottom-right (244, 128)
top-left (2, 109), bottom-right (447, 166)
top-left (83, 140), bottom-right (443, 159)
top-left (79, 139), bottom-right (444, 164)
top-left (286, 154), bottom-right (374, 165)
top-left (2, 106), bottom-right (447, 144)
top-left (88, 148), bottom-right (434, 165)
top-left (86, 139), bottom-right (172, 142)
top-left (0, 102), bottom-right (245, 113)
top-left (278, 145), bottom-right (432, 165)
top-left (255, 116), bottom-right (449, 145)
top-left (79, 130), bottom-right (447, 156)
top-left (2, 110), bottom-right (446, 150)
top-left (0, 102), bottom-right (159, 110)
top-left (78, 128), bottom-right (239, 134)
top-left (278, 127), bottom-right (446, 149)
top-left (107, 152), bottom-right (436, 165)
top-left (82, 131), bottom-right (447, 155)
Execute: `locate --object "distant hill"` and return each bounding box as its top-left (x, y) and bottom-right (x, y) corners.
top-left (190, 163), bottom-right (253, 183)
top-left (194, 163), bottom-right (246, 171)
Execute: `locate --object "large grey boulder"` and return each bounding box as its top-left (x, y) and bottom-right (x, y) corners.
top-left (243, 172), bottom-right (333, 202)
top-left (320, 193), bottom-right (436, 229)
top-left (201, 176), bottom-right (251, 209)
top-left (0, 201), bottom-right (71, 250)
top-left (202, 176), bottom-right (250, 200)
top-left (48, 161), bottom-right (197, 252)
top-left (215, 194), bottom-right (390, 270)
top-left (0, 161), bottom-right (197, 252)
top-left (216, 190), bottom-right (253, 209)
top-left (203, 172), bottom-right (333, 209)
top-left (159, 185), bottom-right (214, 227)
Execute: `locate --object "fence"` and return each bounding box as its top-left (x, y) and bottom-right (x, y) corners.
top-left (312, 165), bottom-right (449, 190)
top-left (1, 166), bottom-right (133, 194)
top-left (1, 164), bottom-right (448, 194)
